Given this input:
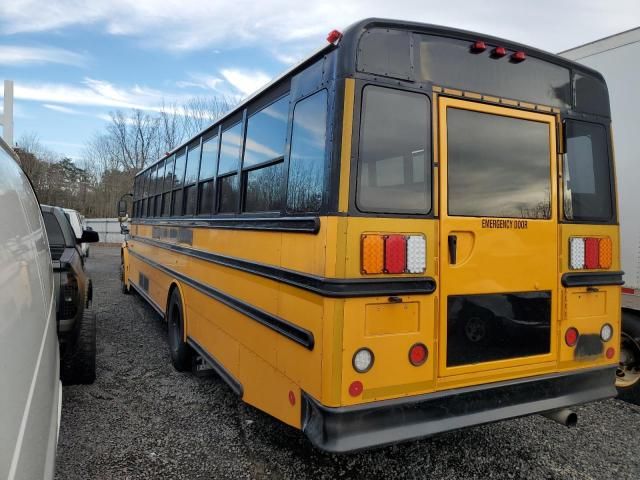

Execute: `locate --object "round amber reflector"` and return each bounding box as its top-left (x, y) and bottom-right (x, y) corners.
top-left (409, 343), bottom-right (428, 366)
top-left (565, 327), bottom-right (579, 347)
top-left (348, 381), bottom-right (363, 397)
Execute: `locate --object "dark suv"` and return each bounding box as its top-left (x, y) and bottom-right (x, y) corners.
top-left (41, 205), bottom-right (99, 384)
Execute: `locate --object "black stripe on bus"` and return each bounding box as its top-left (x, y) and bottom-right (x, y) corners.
top-left (131, 235), bottom-right (437, 298)
top-left (128, 249), bottom-right (315, 350)
top-left (133, 216), bottom-right (320, 233)
top-left (186, 337), bottom-right (244, 397)
top-left (561, 271), bottom-right (624, 288)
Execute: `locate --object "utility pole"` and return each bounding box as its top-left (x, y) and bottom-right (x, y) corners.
top-left (1, 80), bottom-right (14, 147)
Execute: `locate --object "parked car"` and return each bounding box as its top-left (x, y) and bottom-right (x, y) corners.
top-left (63, 207), bottom-right (91, 259)
top-left (0, 138), bottom-right (61, 479)
top-left (41, 205), bottom-right (99, 384)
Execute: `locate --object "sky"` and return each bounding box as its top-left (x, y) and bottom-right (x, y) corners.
top-left (0, 0), bottom-right (639, 160)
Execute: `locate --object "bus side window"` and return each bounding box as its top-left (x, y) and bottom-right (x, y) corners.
top-left (217, 123), bottom-right (242, 214)
top-left (286, 90), bottom-right (328, 213)
top-left (162, 155), bottom-right (175, 217)
top-left (198, 133), bottom-right (218, 215)
top-left (184, 141), bottom-right (202, 216)
top-left (243, 95), bottom-right (289, 213)
top-left (172, 151), bottom-right (187, 216)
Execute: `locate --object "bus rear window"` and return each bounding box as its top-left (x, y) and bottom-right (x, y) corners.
top-left (357, 86), bottom-right (431, 214)
top-left (563, 121), bottom-right (613, 222)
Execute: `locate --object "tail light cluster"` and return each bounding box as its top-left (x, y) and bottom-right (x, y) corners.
top-left (564, 324), bottom-right (615, 358)
top-left (569, 237), bottom-right (612, 270)
top-left (60, 272), bottom-right (79, 320)
top-left (470, 39), bottom-right (526, 62)
top-left (361, 234), bottom-right (426, 275)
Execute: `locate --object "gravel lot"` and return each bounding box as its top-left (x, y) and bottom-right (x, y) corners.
top-left (56, 246), bottom-right (640, 480)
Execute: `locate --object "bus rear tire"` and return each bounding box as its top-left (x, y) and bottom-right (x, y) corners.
top-left (167, 288), bottom-right (192, 372)
top-left (616, 310), bottom-right (640, 405)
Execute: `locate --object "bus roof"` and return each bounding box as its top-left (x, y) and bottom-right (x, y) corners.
top-left (137, 18), bottom-right (608, 177)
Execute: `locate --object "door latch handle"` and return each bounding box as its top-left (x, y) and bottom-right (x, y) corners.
top-left (448, 234), bottom-right (458, 264)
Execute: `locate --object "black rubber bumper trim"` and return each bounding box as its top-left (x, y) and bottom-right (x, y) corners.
top-left (301, 366), bottom-right (616, 453)
top-left (131, 235), bottom-right (436, 298)
top-left (128, 249), bottom-right (314, 350)
top-left (561, 271), bottom-right (624, 287)
top-left (133, 216), bottom-right (320, 233)
top-left (130, 280), bottom-right (165, 319)
top-left (187, 337), bottom-right (243, 397)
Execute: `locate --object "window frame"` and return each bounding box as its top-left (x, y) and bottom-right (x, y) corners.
top-left (197, 128), bottom-right (221, 216)
top-left (561, 119), bottom-right (616, 224)
top-left (285, 88), bottom-right (329, 214)
top-left (171, 148), bottom-right (187, 216)
top-left (216, 116), bottom-right (245, 214)
top-left (241, 93), bottom-right (290, 213)
top-left (183, 138), bottom-right (203, 216)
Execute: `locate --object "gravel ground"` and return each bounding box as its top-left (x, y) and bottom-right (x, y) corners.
top-left (56, 246), bottom-right (640, 480)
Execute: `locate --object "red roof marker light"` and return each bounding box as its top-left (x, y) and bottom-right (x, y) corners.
top-left (327, 29), bottom-right (343, 45)
top-left (491, 46), bottom-right (507, 58)
top-left (471, 40), bottom-right (487, 53)
top-left (511, 50), bottom-right (526, 62)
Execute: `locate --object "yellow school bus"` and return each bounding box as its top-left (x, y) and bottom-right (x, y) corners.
top-left (120, 19), bottom-right (622, 452)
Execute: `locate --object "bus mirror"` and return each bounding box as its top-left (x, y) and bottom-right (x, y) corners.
top-left (117, 199), bottom-right (128, 218)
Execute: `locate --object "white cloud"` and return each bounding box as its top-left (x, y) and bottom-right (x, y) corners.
top-left (42, 103), bottom-right (81, 114)
top-left (220, 68), bottom-right (271, 97)
top-left (0, 45), bottom-right (86, 66)
top-left (1, 1), bottom-right (639, 54)
top-left (13, 77), bottom-right (194, 112)
top-left (176, 73), bottom-right (224, 91)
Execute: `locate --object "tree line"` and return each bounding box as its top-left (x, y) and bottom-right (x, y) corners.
top-left (15, 96), bottom-right (233, 218)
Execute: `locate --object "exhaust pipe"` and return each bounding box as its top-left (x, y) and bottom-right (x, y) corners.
top-left (542, 408), bottom-right (577, 427)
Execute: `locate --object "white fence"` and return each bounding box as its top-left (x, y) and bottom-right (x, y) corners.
top-left (86, 218), bottom-right (127, 244)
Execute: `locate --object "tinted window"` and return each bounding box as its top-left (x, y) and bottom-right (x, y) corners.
top-left (185, 143), bottom-right (201, 185)
top-left (286, 90), bottom-right (327, 212)
top-left (156, 161), bottom-right (166, 194)
top-left (184, 185), bottom-right (197, 215)
top-left (199, 180), bottom-right (215, 214)
top-left (245, 163), bottom-right (284, 212)
top-left (150, 165), bottom-right (159, 195)
top-left (447, 108), bottom-right (551, 218)
top-left (357, 29), bottom-right (412, 80)
top-left (218, 123), bottom-right (242, 175)
top-left (564, 121), bottom-right (613, 222)
top-left (162, 192), bottom-right (172, 216)
top-left (199, 135), bottom-right (218, 180)
top-left (244, 96), bottom-right (289, 167)
top-left (357, 86), bottom-right (431, 214)
top-left (43, 212), bottom-right (65, 245)
top-left (142, 171), bottom-right (150, 197)
top-left (164, 156), bottom-right (175, 191)
top-left (174, 152), bottom-right (186, 188)
top-left (172, 189), bottom-right (183, 216)
top-left (218, 175), bottom-right (239, 213)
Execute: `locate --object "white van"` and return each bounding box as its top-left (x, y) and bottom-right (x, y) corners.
top-left (63, 208), bottom-right (90, 259)
top-left (0, 137), bottom-right (61, 479)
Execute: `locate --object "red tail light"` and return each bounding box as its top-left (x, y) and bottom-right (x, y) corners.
top-left (385, 235), bottom-right (407, 274)
top-left (348, 381), bottom-right (363, 397)
top-left (409, 343), bottom-right (428, 366)
top-left (584, 238), bottom-right (600, 269)
top-left (565, 327), bottom-right (579, 347)
top-left (606, 347), bottom-right (615, 359)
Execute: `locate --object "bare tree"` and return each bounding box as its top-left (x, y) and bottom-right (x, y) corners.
top-left (181, 96), bottom-right (233, 139)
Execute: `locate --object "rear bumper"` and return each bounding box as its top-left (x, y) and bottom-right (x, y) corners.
top-left (301, 366), bottom-right (616, 453)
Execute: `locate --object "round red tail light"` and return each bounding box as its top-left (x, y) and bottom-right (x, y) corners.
top-left (492, 46), bottom-right (507, 58)
top-left (565, 327), bottom-right (579, 347)
top-left (409, 343), bottom-right (428, 366)
top-left (348, 381), bottom-right (363, 397)
top-left (606, 347), bottom-right (615, 359)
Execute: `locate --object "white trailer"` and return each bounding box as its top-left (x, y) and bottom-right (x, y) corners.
top-left (561, 28), bottom-right (640, 402)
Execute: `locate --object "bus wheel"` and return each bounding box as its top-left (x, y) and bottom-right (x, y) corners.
top-left (616, 311), bottom-right (640, 405)
top-left (167, 288), bottom-right (193, 372)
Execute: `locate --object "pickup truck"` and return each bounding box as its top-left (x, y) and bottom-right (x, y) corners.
top-left (41, 205), bottom-right (99, 384)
